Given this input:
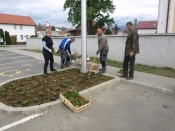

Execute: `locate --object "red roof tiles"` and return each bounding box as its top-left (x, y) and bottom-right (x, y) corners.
top-left (0, 13), bottom-right (36, 26)
top-left (137, 21), bottom-right (157, 29)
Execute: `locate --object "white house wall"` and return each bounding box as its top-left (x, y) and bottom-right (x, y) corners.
top-left (0, 24), bottom-right (35, 42)
top-left (138, 29), bottom-right (157, 34)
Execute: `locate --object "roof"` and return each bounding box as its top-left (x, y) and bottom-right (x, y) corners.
top-left (0, 13), bottom-right (36, 26)
top-left (38, 31), bottom-right (61, 37)
top-left (137, 21), bottom-right (157, 29)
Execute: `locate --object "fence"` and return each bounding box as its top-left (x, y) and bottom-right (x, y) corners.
top-left (27, 33), bottom-right (175, 68)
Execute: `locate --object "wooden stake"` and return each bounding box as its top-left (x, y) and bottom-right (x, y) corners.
top-left (88, 57), bottom-right (96, 77)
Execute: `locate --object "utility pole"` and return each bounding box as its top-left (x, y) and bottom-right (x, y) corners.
top-left (81, 0), bottom-right (87, 73)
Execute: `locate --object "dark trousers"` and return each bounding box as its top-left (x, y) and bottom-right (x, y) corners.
top-left (100, 60), bottom-right (106, 70)
top-left (43, 52), bottom-right (54, 74)
top-left (123, 55), bottom-right (135, 77)
top-left (59, 49), bottom-right (70, 67)
top-left (100, 49), bottom-right (108, 71)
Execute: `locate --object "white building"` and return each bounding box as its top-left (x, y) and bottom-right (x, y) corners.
top-left (137, 21), bottom-right (157, 34)
top-left (0, 13), bottom-right (36, 44)
top-left (157, 0), bottom-right (175, 33)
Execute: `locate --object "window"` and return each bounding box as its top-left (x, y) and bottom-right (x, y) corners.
top-left (20, 35), bottom-right (23, 40)
top-left (20, 25), bottom-right (23, 30)
top-left (26, 35), bottom-right (29, 38)
top-left (14, 25), bottom-right (17, 29)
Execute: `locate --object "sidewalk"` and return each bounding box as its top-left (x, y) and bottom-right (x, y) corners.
top-left (5, 47), bottom-right (175, 97)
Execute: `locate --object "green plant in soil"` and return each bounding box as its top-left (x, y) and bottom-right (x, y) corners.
top-left (2, 88), bottom-right (7, 92)
top-left (1, 92), bottom-right (6, 97)
top-left (89, 81), bottom-right (93, 84)
top-left (45, 89), bottom-right (50, 93)
top-left (62, 84), bottom-right (68, 88)
top-left (19, 82), bottom-right (24, 86)
top-left (15, 88), bottom-right (21, 92)
top-left (6, 97), bottom-right (11, 101)
top-left (40, 87), bottom-right (44, 90)
top-left (3, 85), bottom-right (8, 89)
top-left (44, 81), bottom-right (47, 84)
top-left (34, 83), bottom-right (38, 87)
top-left (20, 91), bottom-right (25, 96)
top-left (62, 89), bottom-right (89, 107)
top-left (30, 90), bottom-right (34, 92)
top-left (52, 92), bottom-right (57, 96)
top-left (11, 101), bottom-right (18, 105)
top-left (25, 95), bottom-right (31, 98)
top-left (22, 100), bottom-right (28, 105)
top-left (33, 98), bottom-right (39, 103)
top-left (11, 86), bottom-right (16, 90)
top-left (38, 92), bottom-right (43, 97)
top-left (72, 82), bottom-right (75, 85)
top-left (44, 96), bottom-right (49, 100)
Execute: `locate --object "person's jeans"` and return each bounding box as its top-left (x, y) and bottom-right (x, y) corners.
top-left (123, 55), bottom-right (135, 77)
top-left (43, 51), bottom-right (54, 74)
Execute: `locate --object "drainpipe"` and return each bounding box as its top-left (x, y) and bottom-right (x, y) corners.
top-left (166, 0), bottom-right (170, 33)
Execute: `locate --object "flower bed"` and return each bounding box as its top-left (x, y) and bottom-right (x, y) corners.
top-left (0, 68), bottom-right (113, 107)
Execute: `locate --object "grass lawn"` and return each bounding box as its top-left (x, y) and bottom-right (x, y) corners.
top-left (21, 49), bottom-right (60, 56)
top-left (21, 49), bottom-right (175, 78)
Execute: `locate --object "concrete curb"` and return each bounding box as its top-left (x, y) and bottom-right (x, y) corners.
top-left (120, 79), bottom-right (175, 97)
top-left (0, 72), bottom-right (119, 116)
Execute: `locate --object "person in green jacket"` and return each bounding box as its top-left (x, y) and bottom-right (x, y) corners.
top-left (120, 22), bottom-right (139, 80)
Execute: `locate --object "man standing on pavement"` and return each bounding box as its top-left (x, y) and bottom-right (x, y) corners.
top-left (42, 30), bottom-right (57, 75)
top-left (96, 28), bottom-right (109, 73)
top-left (58, 37), bottom-right (75, 69)
top-left (120, 22), bottom-right (139, 80)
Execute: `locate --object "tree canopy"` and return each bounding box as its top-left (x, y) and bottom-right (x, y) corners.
top-left (64, 0), bottom-right (116, 35)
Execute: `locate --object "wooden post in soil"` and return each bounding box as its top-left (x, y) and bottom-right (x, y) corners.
top-left (88, 57), bottom-right (96, 77)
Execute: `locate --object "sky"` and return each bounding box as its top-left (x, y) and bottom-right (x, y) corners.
top-left (0, 0), bottom-right (159, 28)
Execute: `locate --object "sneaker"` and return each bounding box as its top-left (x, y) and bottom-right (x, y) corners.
top-left (51, 69), bottom-right (56, 71)
top-left (98, 70), bottom-right (105, 74)
top-left (126, 76), bottom-right (133, 80)
top-left (61, 66), bottom-right (64, 69)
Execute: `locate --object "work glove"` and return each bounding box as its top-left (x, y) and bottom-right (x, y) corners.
top-left (48, 49), bottom-right (52, 53)
top-left (54, 49), bottom-right (58, 53)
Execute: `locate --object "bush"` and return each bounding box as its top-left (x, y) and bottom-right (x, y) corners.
top-left (10, 36), bottom-right (17, 45)
top-left (0, 28), bottom-right (4, 45)
top-left (5, 31), bottom-right (11, 45)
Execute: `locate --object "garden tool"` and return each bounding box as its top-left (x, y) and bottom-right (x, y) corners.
top-left (88, 57), bottom-right (96, 77)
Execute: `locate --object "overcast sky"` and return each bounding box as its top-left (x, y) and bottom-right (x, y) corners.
top-left (0, 0), bottom-right (159, 27)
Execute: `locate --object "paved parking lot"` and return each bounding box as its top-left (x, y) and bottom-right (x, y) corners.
top-left (0, 51), bottom-right (59, 84)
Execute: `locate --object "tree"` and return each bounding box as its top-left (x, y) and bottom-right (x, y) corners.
top-left (64, 0), bottom-right (116, 35)
top-left (105, 28), bottom-right (112, 35)
top-left (36, 23), bottom-right (45, 31)
top-left (112, 24), bottom-right (120, 34)
top-left (5, 31), bottom-right (11, 45)
top-left (10, 36), bottom-right (17, 45)
top-left (0, 28), bottom-right (4, 45)
top-left (52, 26), bottom-right (56, 31)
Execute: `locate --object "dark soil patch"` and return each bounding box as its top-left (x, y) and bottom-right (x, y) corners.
top-left (0, 68), bottom-right (113, 107)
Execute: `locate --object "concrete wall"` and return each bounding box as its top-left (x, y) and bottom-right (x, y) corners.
top-left (138, 29), bottom-right (157, 34)
top-left (27, 34), bottom-right (175, 68)
top-left (0, 24), bottom-right (35, 42)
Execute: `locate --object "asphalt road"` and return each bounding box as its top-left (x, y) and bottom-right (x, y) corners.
top-left (0, 51), bottom-right (59, 84)
top-left (0, 82), bottom-right (175, 131)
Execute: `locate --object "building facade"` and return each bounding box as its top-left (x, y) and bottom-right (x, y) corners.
top-left (0, 13), bottom-right (36, 44)
top-left (157, 0), bottom-right (175, 33)
top-left (137, 21), bottom-right (157, 34)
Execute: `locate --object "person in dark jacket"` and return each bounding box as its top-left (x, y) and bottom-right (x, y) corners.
top-left (58, 37), bottom-right (75, 69)
top-left (96, 28), bottom-right (109, 73)
top-left (42, 30), bottom-right (56, 75)
top-left (120, 22), bottom-right (139, 80)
